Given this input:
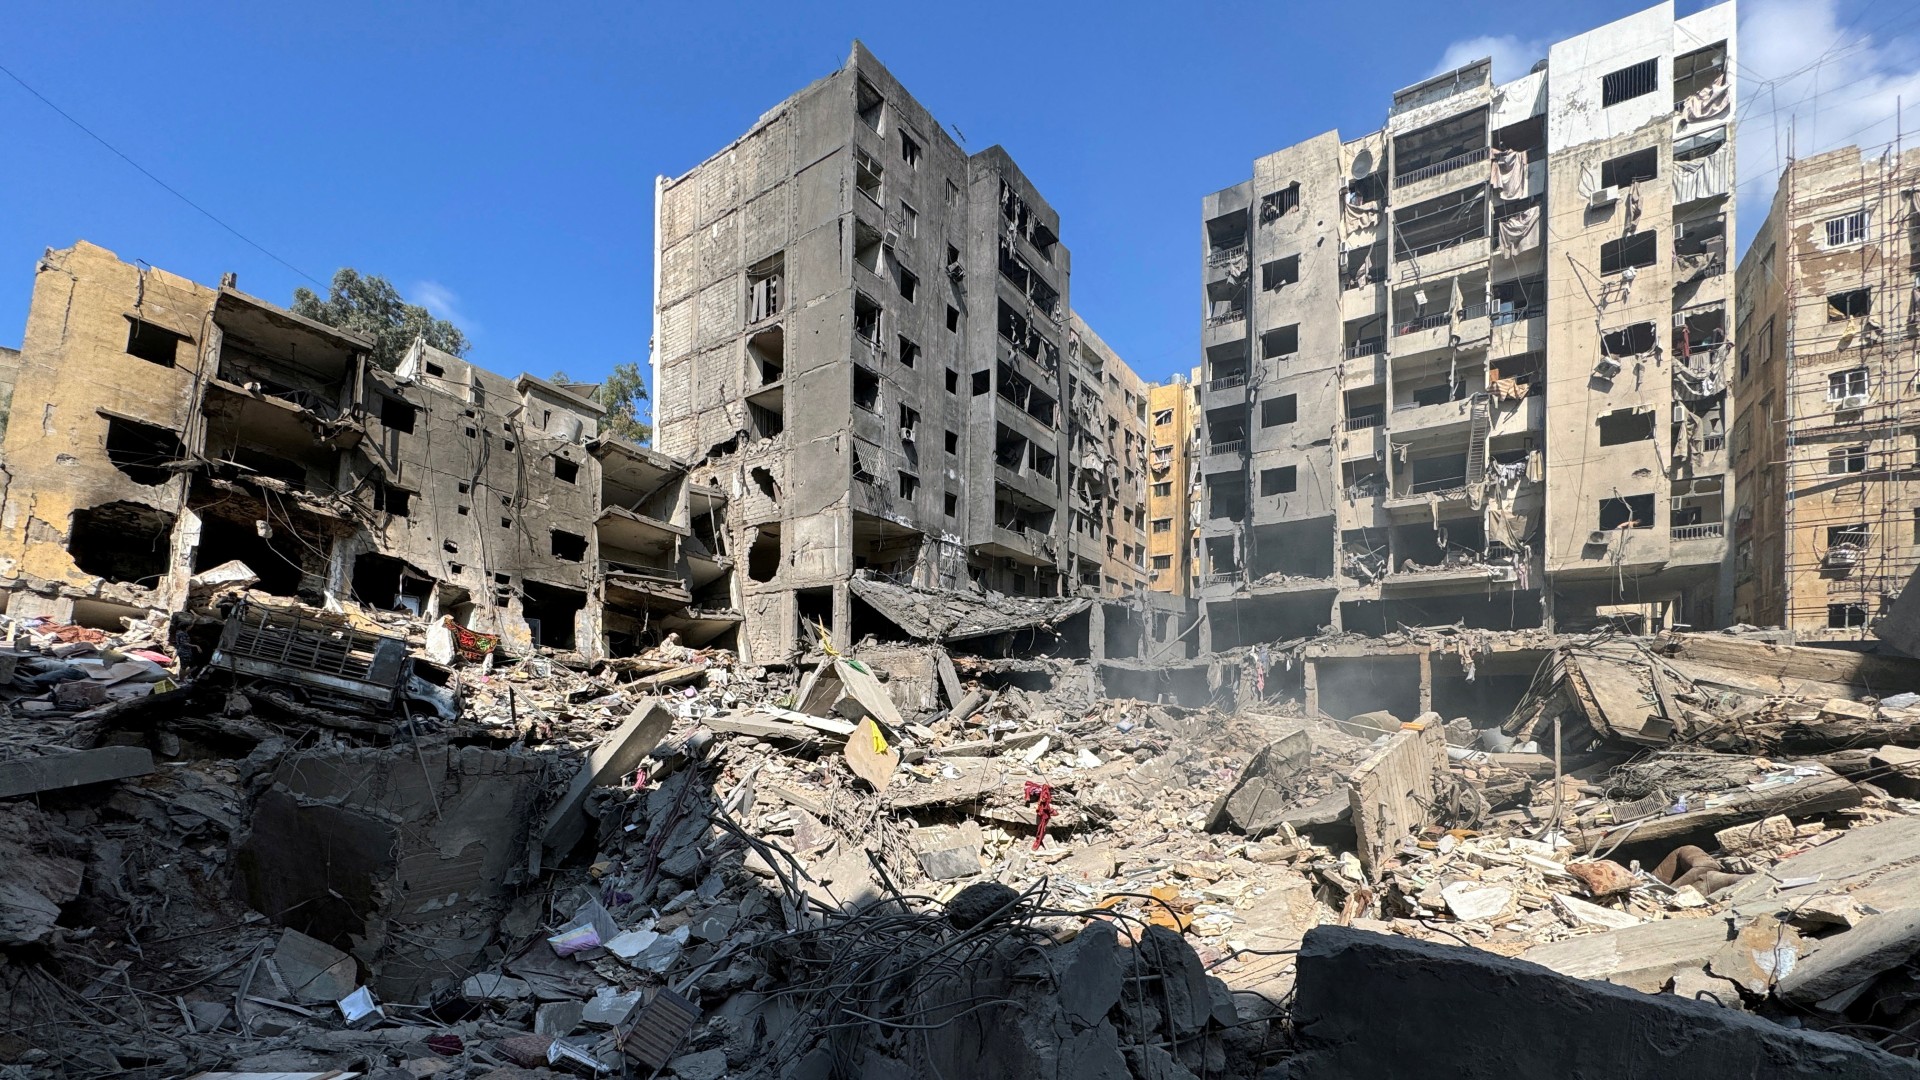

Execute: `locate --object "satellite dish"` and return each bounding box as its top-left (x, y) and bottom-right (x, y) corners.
top-left (1350, 148), bottom-right (1376, 179)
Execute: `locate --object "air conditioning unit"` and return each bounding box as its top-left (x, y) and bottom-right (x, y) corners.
top-left (900, 428), bottom-right (916, 442)
top-left (1837, 394), bottom-right (1870, 410)
top-left (884, 228), bottom-right (901, 248)
top-left (1827, 547), bottom-right (1863, 568)
top-left (1587, 530), bottom-right (1613, 546)
top-left (1487, 566), bottom-right (1517, 583)
top-left (1589, 185), bottom-right (1620, 208)
top-left (1594, 357), bottom-right (1622, 379)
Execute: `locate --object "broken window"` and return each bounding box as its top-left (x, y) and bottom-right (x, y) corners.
top-left (521, 580), bottom-right (586, 649)
top-left (1597, 408), bottom-right (1656, 445)
top-left (1829, 602), bottom-right (1869, 628)
top-left (971, 370), bottom-right (990, 396)
top-left (1153, 408), bottom-right (1173, 426)
top-left (747, 253), bottom-right (783, 322)
top-left (125, 318), bottom-right (187, 367)
top-left (1029, 444), bottom-right (1056, 479)
top-left (898, 404), bottom-right (919, 442)
top-left (1825, 210), bottom-right (1871, 248)
top-left (947, 305), bottom-right (960, 332)
top-left (1261, 395), bottom-right (1297, 427)
top-left (856, 78), bottom-right (883, 131)
top-left (1601, 57), bottom-right (1658, 107)
top-left (898, 267), bottom-right (918, 303)
top-left (549, 529), bottom-right (587, 561)
top-left (853, 365), bottom-right (880, 411)
top-left (1600, 231), bottom-right (1658, 274)
top-left (749, 401), bottom-right (784, 439)
top-left (944, 430), bottom-right (958, 454)
top-left (379, 395), bottom-right (417, 433)
top-left (68, 501), bottom-right (174, 585)
top-left (1152, 481), bottom-right (1172, 497)
top-left (854, 293), bottom-right (882, 343)
top-left (898, 471), bottom-right (919, 499)
top-left (1261, 256), bottom-right (1300, 291)
top-left (1602, 322), bottom-right (1657, 357)
top-left (896, 335), bottom-right (920, 368)
top-left (103, 414), bottom-right (184, 486)
top-left (854, 147), bottom-right (883, 204)
top-left (1259, 183), bottom-right (1300, 223)
top-left (900, 131), bottom-right (920, 167)
top-left (944, 491), bottom-right (957, 517)
top-left (351, 552), bottom-right (433, 613)
top-left (1260, 467), bottom-right (1297, 496)
top-left (1261, 324), bottom-right (1299, 359)
top-left (1830, 445), bottom-right (1868, 473)
top-left (371, 481), bottom-right (413, 517)
top-left (898, 200), bottom-right (918, 238)
top-left (1829, 367), bottom-right (1870, 401)
top-left (1599, 146), bottom-right (1658, 188)
top-left (1828, 288), bottom-right (1872, 320)
top-left (1597, 493), bottom-right (1655, 530)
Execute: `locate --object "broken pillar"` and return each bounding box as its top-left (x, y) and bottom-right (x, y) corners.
top-left (539, 696), bottom-right (676, 863)
top-left (1346, 719), bottom-right (1447, 876)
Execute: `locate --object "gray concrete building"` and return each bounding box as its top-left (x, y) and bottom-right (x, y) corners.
top-left (1196, 0), bottom-right (1735, 650)
top-left (652, 43), bottom-right (1151, 666)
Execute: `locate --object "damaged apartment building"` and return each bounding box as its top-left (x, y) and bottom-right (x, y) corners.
top-left (650, 43), bottom-right (1160, 666)
top-left (1734, 144), bottom-right (1920, 642)
top-left (1195, 0), bottom-right (1735, 672)
top-left (0, 240), bottom-right (736, 656)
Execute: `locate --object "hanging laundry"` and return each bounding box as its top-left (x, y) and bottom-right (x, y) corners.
top-left (1490, 148), bottom-right (1530, 201)
top-left (1672, 149), bottom-right (1730, 204)
top-left (1497, 206), bottom-right (1542, 259)
top-left (1679, 76), bottom-right (1730, 126)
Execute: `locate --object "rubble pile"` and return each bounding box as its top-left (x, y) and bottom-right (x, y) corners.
top-left (8, 595), bottom-right (1920, 1075)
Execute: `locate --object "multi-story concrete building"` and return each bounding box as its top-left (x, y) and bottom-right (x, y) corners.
top-left (1196, 0), bottom-right (1735, 650)
top-left (1146, 377), bottom-right (1197, 598)
top-left (1733, 144), bottom-right (1920, 642)
top-left (651, 43), bottom-right (1151, 664)
top-left (0, 240), bottom-right (733, 657)
top-left (1066, 314), bottom-right (1150, 598)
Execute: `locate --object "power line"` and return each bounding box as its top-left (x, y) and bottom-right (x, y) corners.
top-left (0, 58), bottom-right (324, 288)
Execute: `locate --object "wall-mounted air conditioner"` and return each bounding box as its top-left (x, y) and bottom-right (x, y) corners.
top-left (1836, 394), bottom-right (1870, 410)
top-left (1587, 530), bottom-right (1613, 546)
top-left (1589, 186), bottom-right (1620, 208)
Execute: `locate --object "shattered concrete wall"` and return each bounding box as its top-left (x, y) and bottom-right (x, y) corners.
top-left (0, 344), bottom-right (18, 440)
top-left (235, 742), bottom-right (543, 1002)
top-left (0, 242), bottom-right (212, 624)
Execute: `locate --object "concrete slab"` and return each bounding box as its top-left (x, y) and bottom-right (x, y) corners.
top-left (1346, 720), bottom-right (1446, 875)
top-left (539, 697), bottom-right (675, 860)
top-left (0, 746), bottom-right (153, 799)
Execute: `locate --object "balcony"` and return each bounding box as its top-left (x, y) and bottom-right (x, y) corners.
top-left (1393, 145), bottom-right (1490, 191)
top-left (1207, 241), bottom-right (1248, 268)
top-left (1208, 372), bottom-right (1247, 393)
top-left (1672, 522), bottom-right (1725, 542)
top-left (1344, 413), bottom-right (1384, 432)
top-left (1208, 439), bottom-right (1246, 457)
top-left (1346, 337), bottom-right (1385, 359)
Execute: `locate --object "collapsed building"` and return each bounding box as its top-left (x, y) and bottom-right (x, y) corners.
top-left (0, 240), bottom-right (736, 658)
top-left (648, 43), bottom-right (1163, 669)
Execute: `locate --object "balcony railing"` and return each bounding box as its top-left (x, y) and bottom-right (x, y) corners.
top-left (1702, 434), bottom-right (1726, 452)
top-left (1672, 522), bottom-right (1725, 541)
top-left (1205, 570), bottom-right (1243, 584)
top-left (1491, 305), bottom-right (1544, 326)
top-left (1207, 242), bottom-right (1248, 267)
top-left (1344, 413), bottom-right (1384, 431)
top-left (1208, 439), bottom-right (1246, 456)
top-left (1393, 146), bottom-right (1491, 189)
top-left (1396, 311), bottom-right (1452, 336)
top-left (1405, 475), bottom-right (1467, 495)
top-left (1346, 337), bottom-right (1384, 358)
top-left (1207, 372), bottom-right (1247, 392)
top-left (1206, 309), bottom-right (1247, 327)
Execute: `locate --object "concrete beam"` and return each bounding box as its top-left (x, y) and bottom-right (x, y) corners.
top-left (0, 746), bottom-right (154, 799)
top-left (1287, 926), bottom-right (1920, 1079)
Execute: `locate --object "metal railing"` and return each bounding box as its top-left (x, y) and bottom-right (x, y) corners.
top-left (1208, 439), bottom-right (1246, 456)
top-left (1396, 311), bottom-right (1452, 336)
top-left (1346, 338), bottom-right (1384, 358)
top-left (1404, 475), bottom-right (1468, 496)
top-left (1207, 242), bottom-right (1248, 267)
top-left (1344, 413), bottom-right (1384, 431)
top-left (1491, 305), bottom-right (1544, 326)
top-left (1396, 230), bottom-right (1487, 266)
top-left (1207, 372), bottom-right (1247, 392)
top-left (1702, 434), bottom-right (1726, 451)
top-left (1672, 522), bottom-right (1725, 541)
top-left (1206, 310), bottom-right (1247, 327)
top-left (1392, 146), bottom-right (1490, 189)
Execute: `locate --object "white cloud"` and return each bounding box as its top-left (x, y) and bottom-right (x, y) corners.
top-left (1431, 35), bottom-right (1549, 84)
top-left (410, 279), bottom-right (480, 334)
top-left (1737, 0), bottom-right (1920, 236)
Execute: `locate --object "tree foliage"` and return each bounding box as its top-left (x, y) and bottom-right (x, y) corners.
top-left (292, 269), bottom-right (469, 371)
top-left (551, 362), bottom-right (651, 444)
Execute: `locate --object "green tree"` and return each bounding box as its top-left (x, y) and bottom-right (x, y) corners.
top-left (291, 269), bottom-right (469, 370)
top-left (551, 362), bottom-right (651, 444)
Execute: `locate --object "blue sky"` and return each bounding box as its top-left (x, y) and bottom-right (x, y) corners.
top-left (3, 0), bottom-right (1911, 418)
